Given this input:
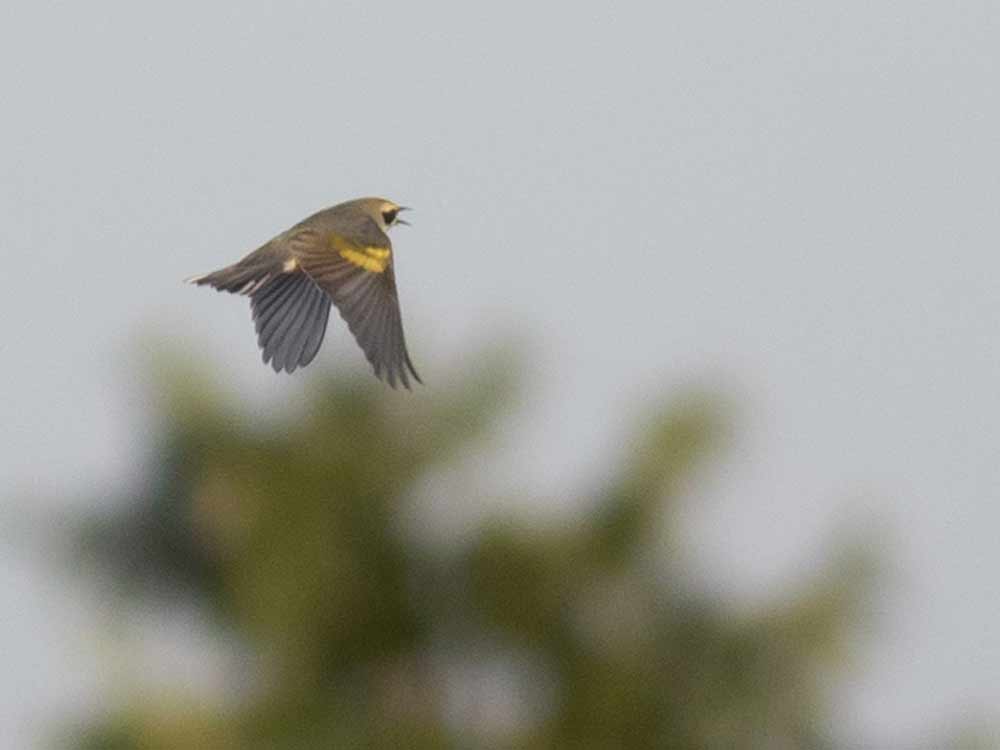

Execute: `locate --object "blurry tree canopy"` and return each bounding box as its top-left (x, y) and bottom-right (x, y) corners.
top-left (69, 350), bottom-right (882, 750)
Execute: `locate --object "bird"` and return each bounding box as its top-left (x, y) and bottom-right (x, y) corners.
top-left (186, 197), bottom-right (421, 389)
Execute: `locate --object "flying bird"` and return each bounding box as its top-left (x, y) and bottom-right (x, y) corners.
top-left (187, 197), bottom-right (421, 389)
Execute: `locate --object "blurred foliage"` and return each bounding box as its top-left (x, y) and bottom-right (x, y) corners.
top-left (67, 352), bottom-right (883, 750)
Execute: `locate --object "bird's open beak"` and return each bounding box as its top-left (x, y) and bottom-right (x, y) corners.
top-left (396, 206), bottom-right (412, 226)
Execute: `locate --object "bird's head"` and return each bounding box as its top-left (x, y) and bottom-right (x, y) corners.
top-left (355, 197), bottom-right (411, 231)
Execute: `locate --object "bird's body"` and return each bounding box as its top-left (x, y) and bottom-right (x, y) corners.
top-left (187, 197), bottom-right (421, 389)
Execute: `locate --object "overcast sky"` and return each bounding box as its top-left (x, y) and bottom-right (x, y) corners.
top-left (2, 1), bottom-right (998, 746)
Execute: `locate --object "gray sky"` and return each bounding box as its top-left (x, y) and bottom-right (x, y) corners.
top-left (2, 0), bottom-right (998, 746)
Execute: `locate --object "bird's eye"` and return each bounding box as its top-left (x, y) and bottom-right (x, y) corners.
top-left (382, 208), bottom-right (398, 225)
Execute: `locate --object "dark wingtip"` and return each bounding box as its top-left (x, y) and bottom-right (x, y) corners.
top-left (382, 367), bottom-right (420, 391)
top-left (405, 354), bottom-right (422, 386)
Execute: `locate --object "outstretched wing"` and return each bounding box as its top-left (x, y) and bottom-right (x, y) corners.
top-left (289, 222), bottom-right (421, 389)
top-left (250, 271), bottom-right (331, 374)
top-left (187, 242), bottom-right (332, 374)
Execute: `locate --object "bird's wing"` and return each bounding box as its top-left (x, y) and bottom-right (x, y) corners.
top-left (188, 241), bottom-right (332, 374)
top-left (250, 271), bottom-right (331, 374)
top-left (289, 222), bottom-right (421, 389)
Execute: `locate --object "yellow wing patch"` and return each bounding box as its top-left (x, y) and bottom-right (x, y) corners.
top-left (338, 246), bottom-right (391, 273)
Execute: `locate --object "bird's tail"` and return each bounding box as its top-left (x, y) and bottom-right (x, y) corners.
top-left (185, 263), bottom-right (278, 296)
top-left (186, 242), bottom-right (292, 295)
